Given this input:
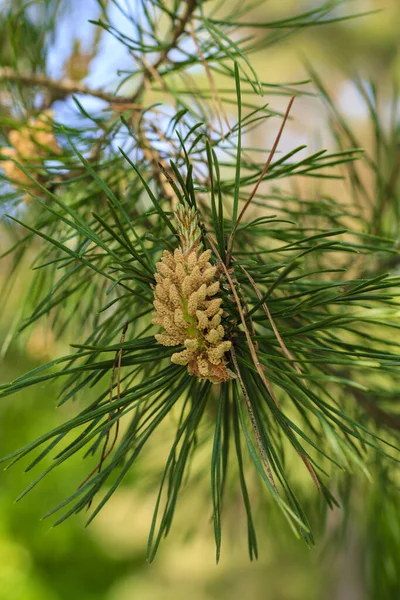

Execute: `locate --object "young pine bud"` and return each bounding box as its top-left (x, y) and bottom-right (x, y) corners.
top-left (152, 204), bottom-right (233, 383)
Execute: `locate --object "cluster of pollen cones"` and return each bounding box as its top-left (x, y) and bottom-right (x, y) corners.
top-left (1, 110), bottom-right (60, 195)
top-left (152, 247), bottom-right (233, 383)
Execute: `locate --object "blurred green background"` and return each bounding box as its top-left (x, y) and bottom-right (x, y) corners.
top-left (1, 1), bottom-right (399, 599)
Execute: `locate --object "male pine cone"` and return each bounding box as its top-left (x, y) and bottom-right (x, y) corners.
top-left (152, 246), bottom-right (233, 384)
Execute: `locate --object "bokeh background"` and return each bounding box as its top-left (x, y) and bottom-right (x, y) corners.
top-left (1, 1), bottom-right (399, 599)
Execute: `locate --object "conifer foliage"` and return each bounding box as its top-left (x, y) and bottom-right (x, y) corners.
top-left (0, 0), bottom-right (399, 564)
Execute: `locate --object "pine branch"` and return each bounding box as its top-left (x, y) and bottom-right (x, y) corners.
top-left (131, 0), bottom-right (199, 102)
top-left (0, 66), bottom-right (142, 105)
top-left (127, 0), bottom-right (200, 199)
top-left (1, 0), bottom-right (400, 566)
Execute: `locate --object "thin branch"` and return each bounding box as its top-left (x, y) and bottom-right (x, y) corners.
top-left (0, 66), bottom-right (142, 105)
top-left (189, 22), bottom-right (230, 136)
top-left (227, 95), bottom-right (296, 264)
top-left (123, 1), bottom-right (199, 206)
top-left (131, 0), bottom-right (199, 102)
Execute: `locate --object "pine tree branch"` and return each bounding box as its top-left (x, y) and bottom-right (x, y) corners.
top-left (124, 1), bottom-right (199, 204)
top-left (131, 0), bottom-right (199, 102)
top-left (0, 1), bottom-right (199, 200)
top-left (0, 66), bottom-right (142, 105)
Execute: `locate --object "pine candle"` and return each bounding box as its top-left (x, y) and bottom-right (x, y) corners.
top-left (152, 203), bottom-right (232, 383)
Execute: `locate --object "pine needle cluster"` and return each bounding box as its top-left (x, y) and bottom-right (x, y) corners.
top-left (0, 0), bottom-right (399, 568)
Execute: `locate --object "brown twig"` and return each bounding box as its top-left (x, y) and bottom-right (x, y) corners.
top-left (131, 0), bottom-right (199, 103)
top-left (226, 95), bottom-right (296, 264)
top-left (124, 1), bottom-right (199, 207)
top-left (0, 66), bottom-right (141, 105)
top-left (189, 22), bottom-right (231, 136)
top-left (2, 2), bottom-right (199, 210)
top-left (134, 117), bottom-right (178, 208)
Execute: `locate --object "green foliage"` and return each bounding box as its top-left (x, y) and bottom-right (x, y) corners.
top-left (0, 0), bottom-right (399, 576)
